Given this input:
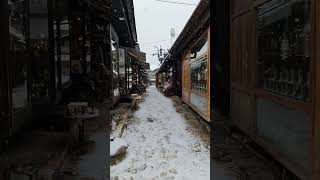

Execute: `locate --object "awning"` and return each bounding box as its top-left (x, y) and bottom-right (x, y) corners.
top-left (78, 0), bottom-right (111, 15)
top-left (127, 48), bottom-right (146, 66)
top-left (110, 0), bottom-right (137, 47)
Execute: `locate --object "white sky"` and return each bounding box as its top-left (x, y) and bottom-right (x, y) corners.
top-left (133, 0), bottom-right (200, 70)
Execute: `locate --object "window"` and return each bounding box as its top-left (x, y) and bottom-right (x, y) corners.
top-left (190, 56), bottom-right (208, 94)
top-left (112, 37), bottom-right (120, 97)
top-left (257, 0), bottom-right (311, 101)
top-left (30, 0), bottom-right (49, 98)
top-left (85, 23), bottom-right (91, 72)
top-left (128, 67), bottom-right (132, 88)
top-left (60, 19), bottom-right (70, 84)
top-left (119, 48), bottom-right (126, 93)
top-left (191, 32), bottom-right (208, 60)
top-left (9, 0), bottom-right (28, 110)
top-left (54, 18), bottom-right (71, 88)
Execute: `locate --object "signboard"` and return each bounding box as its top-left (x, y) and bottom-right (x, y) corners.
top-left (129, 48), bottom-right (146, 62)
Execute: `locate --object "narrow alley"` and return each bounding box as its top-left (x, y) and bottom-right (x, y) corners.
top-left (111, 86), bottom-right (210, 179)
top-left (2, 0), bottom-right (320, 179)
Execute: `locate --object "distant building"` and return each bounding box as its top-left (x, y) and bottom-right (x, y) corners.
top-left (147, 68), bottom-right (158, 84)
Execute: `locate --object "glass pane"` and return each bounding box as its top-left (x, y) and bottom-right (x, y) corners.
top-left (86, 25), bottom-right (91, 72)
top-left (190, 57), bottom-right (208, 93)
top-left (53, 21), bottom-right (58, 88)
top-left (30, 0), bottom-right (49, 98)
top-left (257, 0), bottom-right (311, 101)
top-left (129, 67), bottom-right (132, 88)
top-left (60, 19), bottom-right (70, 84)
top-left (112, 38), bottom-right (120, 96)
top-left (54, 18), bottom-right (71, 86)
top-left (191, 33), bottom-right (208, 60)
top-left (9, 0), bottom-right (28, 110)
top-left (119, 48), bottom-right (126, 93)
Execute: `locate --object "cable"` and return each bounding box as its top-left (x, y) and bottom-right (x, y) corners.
top-left (140, 39), bottom-right (170, 45)
top-left (154, 0), bottom-right (197, 6)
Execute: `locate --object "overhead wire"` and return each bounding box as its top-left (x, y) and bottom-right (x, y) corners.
top-left (154, 0), bottom-right (197, 6)
top-left (140, 39), bottom-right (170, 45)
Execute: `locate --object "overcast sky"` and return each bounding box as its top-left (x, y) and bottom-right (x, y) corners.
top-left (133, 0), bottom-right (200, 70)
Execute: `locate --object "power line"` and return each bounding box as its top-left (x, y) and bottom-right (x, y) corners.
top-left (154, 0), bottom-right (197, 6)
top-left (140, 39), bottom-right (170, 45)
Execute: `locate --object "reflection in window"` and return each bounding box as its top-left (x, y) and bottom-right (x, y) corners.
top-left (85, 30), bottom-right (91, 72)
top-left (54, 18), bottom-right (71, 87)
top-left (191, 32), bottom-right (208, 60)
top-left (257, 0), bottom-right (310, 101)
top-left (191, 57), bottom-right (208, 94)
top-left (60, 20), bottom-right (70, 84)
top-left (129, 67), bottom-right (132, 88)
top-left (30, 0), bottom-right (49, 98)
top-left (9, 0), bottom-right (28, 110)
top-left (119, 48), bottom-right (126, 93)
top-left (112, 38), bottom-right (120, 97)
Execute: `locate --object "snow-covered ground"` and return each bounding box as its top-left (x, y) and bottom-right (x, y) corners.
top-left (110, 86), bottom-right (210, 180)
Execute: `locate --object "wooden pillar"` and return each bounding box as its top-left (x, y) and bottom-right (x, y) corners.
top-left (0, 0), bottom-right (11, 143)
top-left (56, 18), bottom-right (62, 88)
top-left (313, 0), bottom-right (320, 179)
top-left (81, 15), bottom-right (87, 73)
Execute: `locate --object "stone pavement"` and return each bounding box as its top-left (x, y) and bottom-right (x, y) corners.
top-left (0, 130), bottom-right (70, 180)
top-left (212, 121), bottom-right (300, 180)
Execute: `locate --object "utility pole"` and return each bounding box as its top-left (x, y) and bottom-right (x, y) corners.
top-left (151, 45), bottom-right (167, 64)
top-left (170, 28), bottom-right (175, 47)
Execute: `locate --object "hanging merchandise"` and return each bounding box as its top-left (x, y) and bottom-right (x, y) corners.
top-left (280, 32), bottom-right (290, 61)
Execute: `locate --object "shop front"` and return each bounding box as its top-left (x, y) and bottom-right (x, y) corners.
top-left (0, 0), bottom-right (33, 142)
top-left (0, 0), bottom-right (113, 145)
top-left (230, 0), bottom-right (318, 179)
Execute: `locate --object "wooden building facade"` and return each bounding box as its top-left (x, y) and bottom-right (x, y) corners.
top-left (0, 0), bottom-right (140, 151)
top-left (156, 0), bottom-right (211, 121)
top-left (230, 0), bottom-right (320, 179)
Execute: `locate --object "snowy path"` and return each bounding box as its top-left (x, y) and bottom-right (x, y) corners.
top-left (110, 86), bottom-right (210, 180)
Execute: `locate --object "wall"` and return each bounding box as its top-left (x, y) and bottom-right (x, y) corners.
top-left (230, 0), bottom-right (314, 179)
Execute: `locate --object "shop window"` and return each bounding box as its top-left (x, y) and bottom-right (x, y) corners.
top-left (190, 58), bottom-right (208, 94)
top-left (30, 0), bottom-right (49, 98)
top-left (60, 19), bottom-right (70, 84)
top-left (70, 16), bottom-right (82, 74)
top-left (129, 67), bottom-right (132, 88)
top-left (112, 38), bottom-right (119, 96)
top-left (257, 0), bottom-right (311, 101)
top-left (85, 27), bottom-right (91, 72)
top-left (191, 32), bottom-right (208, 60)
top-left (54, 18), bottom-right (71, 87)
top-left (189, 30), bottom-right (208, 94)
top-left (119, 48), bottom-right (126, 93)
top-left (9, 0), bottom-right (28, 110)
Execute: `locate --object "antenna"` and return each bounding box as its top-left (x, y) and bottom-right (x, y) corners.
top-left (170, 28), bottom-right (175, 46)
